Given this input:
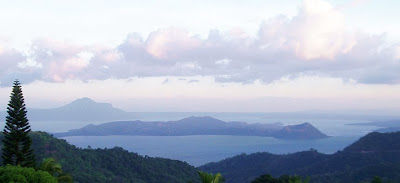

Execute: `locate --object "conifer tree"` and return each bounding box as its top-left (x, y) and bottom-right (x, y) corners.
top-left (2, 80), bottom-right (36, 167)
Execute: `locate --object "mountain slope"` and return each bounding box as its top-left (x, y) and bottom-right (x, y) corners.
top-left (273, 122), bottom-right (328, 139)
top-left (0, 132), bottom-right (199, 183)
top-left (26, 98), bottom-right (132, 121)
top-left (343, 132), bottom-right (400, 152)
top-left (199, 131), bottom-right (400, 183)
top-left (0, 97), bottom-right (134, 122)
top-left (53, 116), bottom-right (328, 140)
top-left (200, 151), bottom-right (329, 183)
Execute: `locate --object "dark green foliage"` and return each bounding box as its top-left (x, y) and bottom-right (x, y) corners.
top-left (343, 132), bottom-right (400, 152)
top-left (200, 151), bottom-right (327, 183)
top-left (0, 131), bottom-right (199, 183)
top-left (251, 174), bottom-right (309, 183)
top-left (39, 158), bottom-right (73, 183)
top-left (200, 132), bottom-right (400, 183)
top-left (2, 80), bottom-right (35, 167)
top-left (197, 171), bottom-right (224, 183)
top-left (311, 163), bottom-right (400, 183)
top-left (40, 158), bottom-right (63, 176)
top-left (371, 176), bottom-right (383, 183)
top-left (0, 164), bottom-right (57, 183)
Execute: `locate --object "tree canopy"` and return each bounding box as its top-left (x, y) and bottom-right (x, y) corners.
top-left (2, 80), bottom-right (35, 167)
top-left (0, 165), bottom-right (57, 183)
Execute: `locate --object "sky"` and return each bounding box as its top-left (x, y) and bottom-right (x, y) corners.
top-left (0, 0), bottom-right (399, 113)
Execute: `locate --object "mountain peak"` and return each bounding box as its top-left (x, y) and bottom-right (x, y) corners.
top-left (65, 97), bottom-right (112, 109)
top-left (274, 122), bottom-right (328, 139)
top-left (184, 116), bottom-right (219, 121)
top-left (299, 122), bottom-right (313, 127)
top-left (55, 97), bottom-right (126, 117)
top-left (178, 116), bottom-right (225, 125)
top-left (70, 97), bottom-right (96, 105)
top-left (23, 98), bottom-right (128, 121)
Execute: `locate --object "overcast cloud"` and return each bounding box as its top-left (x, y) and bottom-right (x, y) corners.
top-left (0, 0), bottom-right (399, 86)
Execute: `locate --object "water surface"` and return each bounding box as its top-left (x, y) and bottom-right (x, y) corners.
top-left (62, 135), bottom-right (359, 166)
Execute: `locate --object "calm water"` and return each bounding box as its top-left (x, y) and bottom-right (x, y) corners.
top-left (1, 113), bottom-right (381, 166)
top-left (61, 135), bottom-right (359, 166)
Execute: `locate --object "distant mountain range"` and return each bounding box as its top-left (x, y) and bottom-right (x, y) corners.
top-left (28, 97), bottom-right (132, 121)
top-left (1, 97), bottom-right (398, 122)
top-left (349, 120), bottom-right (400, 127)
top-left (0, 97), bottom-right (328, 139)
top-left (52, 116), bottom-right (328, 140)
top-left (199, 131), bottom-right (400, 183)
top-left (0, 97), bottom-right (134, 121)
top-left (348, 119), bottom-right (400, 133)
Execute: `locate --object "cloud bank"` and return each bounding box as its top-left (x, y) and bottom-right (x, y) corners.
top-left (0, 0), bottom-right (399, 86)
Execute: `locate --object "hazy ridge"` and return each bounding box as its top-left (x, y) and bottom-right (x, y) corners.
top-left (53, 116), bottom-right (329, 140)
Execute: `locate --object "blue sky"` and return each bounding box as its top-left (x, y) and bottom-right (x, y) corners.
top-left (0, 0), bottom-right (399, 113)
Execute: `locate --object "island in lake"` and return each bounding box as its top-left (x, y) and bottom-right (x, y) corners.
top-left (53, 116), bottom-right (328, 140)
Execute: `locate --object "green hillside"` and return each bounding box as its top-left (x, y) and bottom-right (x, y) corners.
top-left (200, 132), bottom-right (400, 183)
top-left (0, 132), bottom-right (199, 183)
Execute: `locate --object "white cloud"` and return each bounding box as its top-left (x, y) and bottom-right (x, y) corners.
top-left (145, 28), bottom-right (201, 59)
top-left (394, 45), bottom-right (400, 60)
top-left (259, 0), bottom-right (356, 60)
top-left (17, 58), bottom-right (42, 69)
top-left (0, 0), bottom-right (398, 86)
top-left (215, 58), bottom-right (231, 65)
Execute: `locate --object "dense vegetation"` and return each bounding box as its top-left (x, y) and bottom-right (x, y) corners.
top-left (0, 165), bottom-right (57, 182)
top-left (251, 174), bottom-right (309, 183)
top-left (2, 80), bottom-right (36, 167)
top-left (0, 132), bottom-right (199, 183)
top-left (195, 171), bottom-right (224, 183)
top-left (250, 174), bottom-right (385, 183)
top-left (200, 132), bottom-right (400, 183)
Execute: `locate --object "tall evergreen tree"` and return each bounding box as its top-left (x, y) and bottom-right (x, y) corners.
top-left (2, 80), bottom-right (35, 167)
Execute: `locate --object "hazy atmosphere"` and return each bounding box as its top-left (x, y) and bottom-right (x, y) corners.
top-left (0, 0), bottom-right (400, 113)
top-left (1, 1), bottom-right (400, 182)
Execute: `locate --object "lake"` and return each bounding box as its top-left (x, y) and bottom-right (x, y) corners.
top-left (15, 113), bottom-right (382, 166)
top-left (61, 135), bottom-right (359, 166)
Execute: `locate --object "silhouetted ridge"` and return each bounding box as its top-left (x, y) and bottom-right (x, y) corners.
top-left (59, 97), bottom-right (121, 111)
top-left (199, 132), bottom-right (400, 183)
top-left (274, 122), bottom-right (328, 139)
top-left (53, 116), bottom-right (327, 139)
top-left (69, 97), bottom-right (96, 105)
top-left (26, 97), bottom-right (131, 121)
top-left (176, 116), bottom-right (226, 126)
top-left (343, 131), bottom-right (400, 152)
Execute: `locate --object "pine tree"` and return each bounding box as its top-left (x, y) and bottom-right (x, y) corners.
top-left (2, 80), bottom-right (36, 167)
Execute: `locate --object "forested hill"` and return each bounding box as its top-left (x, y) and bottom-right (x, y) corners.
top-left (343, 131), bottom-right (400, 152)
top-left (199, 132), bottom-right (400, 183)
top-left (0, 132), bottom-right (199, 183)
